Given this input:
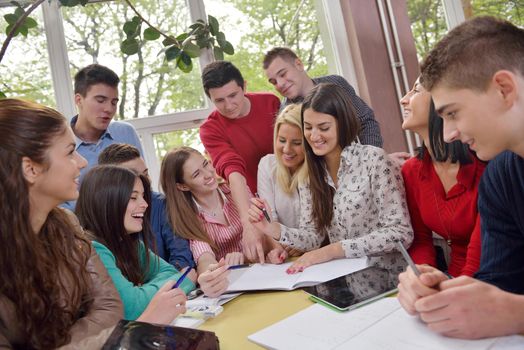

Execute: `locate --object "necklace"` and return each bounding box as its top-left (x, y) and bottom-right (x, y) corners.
top-left (198, 191), bottom-right (223, 218)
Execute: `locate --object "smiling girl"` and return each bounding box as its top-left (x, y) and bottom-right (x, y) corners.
top-left (250, 83), bottom-right (413, 273)
top-left (0, 99), bottom-right (122, 349)
top-left (161, 147), bottom-right (282, 297)
top-left (400, 79), bottom-right (484, 277)
top-left (76, 165), bottom-right (194, 324)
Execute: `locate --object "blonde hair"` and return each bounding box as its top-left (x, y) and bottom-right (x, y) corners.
top-left (274, 104), bottom-right (308, 193)
top-left (160, 147), bottom-right (218, 250)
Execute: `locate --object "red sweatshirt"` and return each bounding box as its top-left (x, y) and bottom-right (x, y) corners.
top-left (401, 151), bottom-right (486, 277)
top-left (199, 92), bottom-right (280, 193)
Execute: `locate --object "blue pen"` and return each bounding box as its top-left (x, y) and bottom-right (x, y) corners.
top-left (228, 264), bottom-right (251, 270)
top-left (173, 267), bottom-right (191, 289)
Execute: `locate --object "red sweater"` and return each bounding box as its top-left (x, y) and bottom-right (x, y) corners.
top-left (401, 151), bottom-right (486, 277)
top-left (199, 92), bottom-right (280, 193)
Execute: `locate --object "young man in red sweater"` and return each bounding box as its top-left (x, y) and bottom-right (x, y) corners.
top-left (199, 61), bottom-right (280, 263)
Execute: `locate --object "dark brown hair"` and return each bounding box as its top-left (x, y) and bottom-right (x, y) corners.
top-left (262, 47), bottom-right (299, 69)
top-left (74, 64), bottom-right (120, 96)
top-left (0, 99), bottom-right (93, 349)
top-left (76, 165), bottom-right (155, 285)
top-left (421, 16), bottom-right (524, 92)
top-left (160, 147), bottom-right (218, 250)
top-left (201, 61), bottom-right (244, 97)
top-left (301, 83), bottom-right (360, 234)
top-left (98, 143), bottom-right (141, 164)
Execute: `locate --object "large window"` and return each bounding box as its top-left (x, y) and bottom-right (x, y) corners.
top-left (0, 5), bottom-right (54, 106)
top-left (467, 0), bottom-right (523, 25)
top-left (204, 0), bottom-right (328, 93)
top-left (62, 1), bottom-right (207, 120)
top-left (407, 0), bottom-right (447, 61)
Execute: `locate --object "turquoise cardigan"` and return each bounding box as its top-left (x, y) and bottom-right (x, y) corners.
top-left (92, 240), bottom-right (195, 320)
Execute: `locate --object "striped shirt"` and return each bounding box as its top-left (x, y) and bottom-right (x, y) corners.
top-left (189, 183), bottom-right (243, 262)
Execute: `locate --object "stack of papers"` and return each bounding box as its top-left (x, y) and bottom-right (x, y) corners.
top-left (248, 298), bottom-right (524, 350)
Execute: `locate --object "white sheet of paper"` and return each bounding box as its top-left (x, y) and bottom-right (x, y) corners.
top-left (226, 257), bottom-right (368, 292)
top-left (248, 298), bottom-right (524, 350)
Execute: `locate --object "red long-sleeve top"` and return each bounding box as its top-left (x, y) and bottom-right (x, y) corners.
top-left (401, 151), bottom-right (486, 277)
top-left (199, 92), bottom-right (280, 193)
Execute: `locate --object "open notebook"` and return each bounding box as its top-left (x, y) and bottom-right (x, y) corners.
top-left (248, 298), bottom-right (524, 350)
top-left (226, 257), bottom-right (368, 293)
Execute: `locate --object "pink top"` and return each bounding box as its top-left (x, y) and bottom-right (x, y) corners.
top-left (189, 184), bottom-right (244, 262)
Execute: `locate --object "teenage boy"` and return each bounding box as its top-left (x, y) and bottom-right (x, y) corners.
top-left (98, 143), bottom-right (196, 274)
top-left (397, 16), bottom-right (524, 339)
top-left (72, 64), bottom-right (143, 177)
top-left (62, 64), bottom-right (143, 210)
top-left (263, 47), bottom-right (383, 147)
top-left (199, 61), bottom-right (280, 263)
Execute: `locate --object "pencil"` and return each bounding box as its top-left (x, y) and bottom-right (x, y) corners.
top-left (173, 267), bottom-right (192, 289)
top-left (396, 241), bottom-right (421, 276)
top-left (254, 193), bottom-right (271, 223)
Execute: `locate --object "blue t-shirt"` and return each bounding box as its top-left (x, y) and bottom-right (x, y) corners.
top-left (150, 192), bottom-right (195, 270)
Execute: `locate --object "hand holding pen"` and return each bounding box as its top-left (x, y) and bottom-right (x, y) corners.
top-left (254, 193), bottom-right (271, 222)
top-left (396, 241), bottom-right (450, 315)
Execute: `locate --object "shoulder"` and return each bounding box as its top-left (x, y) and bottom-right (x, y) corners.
top-left (91, 240), bottom-right (114, 258)
top-left (351, 143), bottom-right (388, 160)
top-left (259, 154), bottom-right (276, 169)
top-left (107, 120), bottom-right (138, 134)
top-left (402, 156), bottom-right (422, 174)
top-left (200, 110), bottom-right (223, 130)
top-left (315, 75), bottom-right (350, 86)
top-left (484, 151), bottom-right (523, 183)
top-left (246, 92), bottom-right (280, 103)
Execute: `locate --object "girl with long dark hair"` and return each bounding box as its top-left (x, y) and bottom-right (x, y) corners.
top-left (400, 79), bottom-right (485, 276)
top-left (76, 165), bottom-right (194, 323)
top-left (250, 83), bottom-right (413, 273)
top-left (0, 99), bottom-right (122, 349)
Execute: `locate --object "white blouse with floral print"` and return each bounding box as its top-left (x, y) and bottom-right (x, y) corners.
top-left (278, 143), bottom-right (413, 268)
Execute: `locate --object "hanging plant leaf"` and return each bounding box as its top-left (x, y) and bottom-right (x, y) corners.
top-left (4, 14), bottom-right (17, 25)
top-left (24, 17), bottom-right (37, 29)
top-left (14, 7), bottom-right (24, 17)
top-left (176, 33), bottom-right (189, 42)
top-left (59, 0), bottom-right (82, 7)
top-left (182, 42), bottom-right (200, 58)
top-left (144, 27), bottom-right (160, 41)
top-left (0, 91), bottom-right (6, 99)
top-left (18, 25), bottom-right (28, 37)
top-left (216, 31), bottom-right (226, 47)
top-left (222, 41), bottom-right (234, 55)
top-left (208, 15), bottom-right (219, 36)
top-left (162, 36), bottom-right (177, 47)
top-left (165, 45), bottom-right (181, 61)
top-left (176, 52), bottom-right (193, 73)
top-left (213, 46), bottom-right (224, 61)
top-left (121, 38), bottom-right (139, 55)
top-left (123, 19), bottom-right (140, 38)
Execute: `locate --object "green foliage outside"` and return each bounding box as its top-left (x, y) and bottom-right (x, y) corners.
top-left (0, 0), bottom-right (326, 161)
top-left (407, 0), bottom-right (524, 61)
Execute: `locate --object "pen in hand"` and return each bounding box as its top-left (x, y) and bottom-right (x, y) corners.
top-left (254, 193), bottom-right (271, 223)
top-left (396, 241), bottom-right (421, 277)
top-left (173, 267), bottom-right (192, 289)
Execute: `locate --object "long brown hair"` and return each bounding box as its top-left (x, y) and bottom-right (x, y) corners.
top-left (160, 147), bottom-right (218, 250)
top-left (0, 99), bottom-right (93, 349)
top-left (76, 165), bottom-right (155, 285)
top-left (301, 83), bottom-right (360, 234)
